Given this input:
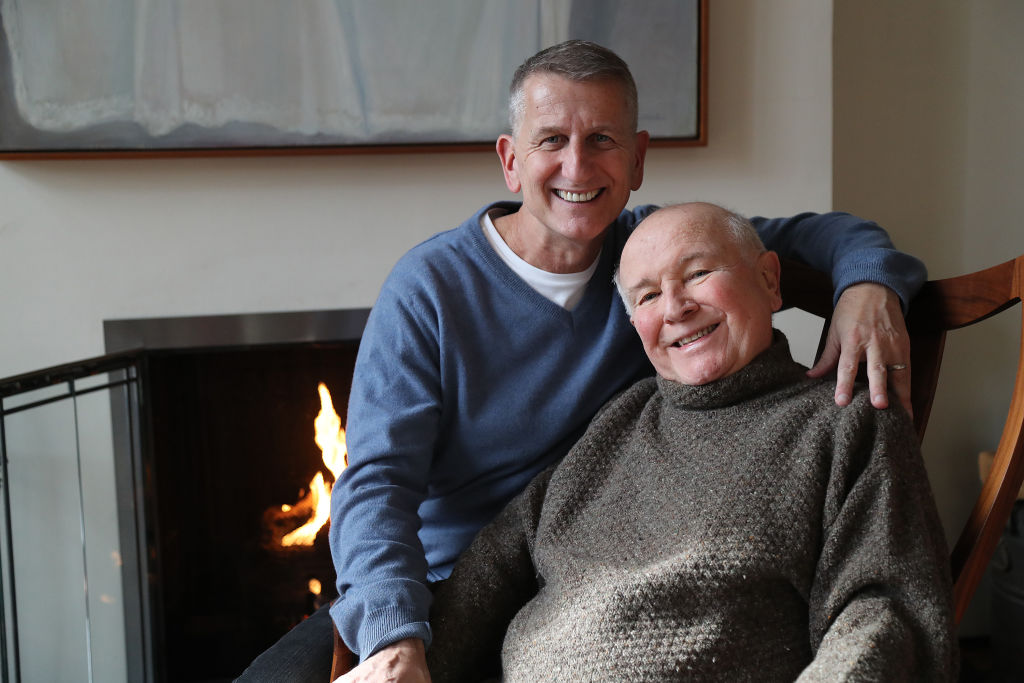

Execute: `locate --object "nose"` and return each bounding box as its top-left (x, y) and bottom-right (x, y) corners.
top-left (560, 138), bottom-right (592, 182)
top-left (663, 285), bottom-right (698, 322)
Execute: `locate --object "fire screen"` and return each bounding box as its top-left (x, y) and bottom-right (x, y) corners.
top-left (0, 353), bottom-right (148, 683)
top-left (0, 306), bottom-right (369, 683)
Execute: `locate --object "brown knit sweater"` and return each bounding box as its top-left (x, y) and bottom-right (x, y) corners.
top-left (427, 334), bottom-right (957, 681)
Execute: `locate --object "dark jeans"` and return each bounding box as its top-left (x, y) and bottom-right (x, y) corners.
top-left (235, 603), bottom-right (335, 683)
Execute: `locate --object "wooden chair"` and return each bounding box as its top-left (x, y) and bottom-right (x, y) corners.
top-left (329, 254), bottom-right (1024, 679)
top-left (330, 625), bottom-right (356, 681)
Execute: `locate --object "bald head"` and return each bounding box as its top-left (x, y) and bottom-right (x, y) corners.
top-left (613, 202), bottom-right (783, 385)
top-left (614, 203), bottom-right (767, 315)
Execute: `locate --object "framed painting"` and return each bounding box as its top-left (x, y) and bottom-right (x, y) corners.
top-left (0, 0), bottom-right (706, 158)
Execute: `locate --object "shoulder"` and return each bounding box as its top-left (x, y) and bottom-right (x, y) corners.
top-left (392, 206), bottom-right (491, 272)
top-left (589, 376), bottom-right (659, 427)
top-left (555, 378), bottom-right (658, 472)
top-left (603, 204), bottom-right (662, 259)
top-left (361, 207), bottom-right (491, 337)
top-left (381, 203), bottom-right (510, 297)
top-left (759, 374), bottom-right (915, 454)
top-left (830, 384), bottom-right (915, 445)
top-left (543, 378), bottom-right (658, 505)
top-left (599, 205), bottom-right (662, 242)
top-left (791, 379), bottom-right (920, 482)
top-left (790, 377), bottom-right (911, 432)
top-left (618, 204), bottom-right (660, 232)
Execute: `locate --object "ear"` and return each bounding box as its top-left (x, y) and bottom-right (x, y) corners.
top-left (496, 134), bottom-right (521, 194)
top-left (758, 251), bottom-right (783, 312)
top-left (630, 130), bottom-right (651, 191)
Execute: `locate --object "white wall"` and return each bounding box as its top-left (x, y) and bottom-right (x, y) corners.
top-left (834, 0), bottom-right (1024, 637)
top-left (0, 1), bottom-right (835, 679)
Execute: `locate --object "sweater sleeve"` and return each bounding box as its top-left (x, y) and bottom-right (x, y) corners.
top-left (328, 273), bottom-right (441, 660)
top-left (751, 212), bottom-right (927, 313)
top-left (798, 401), bottom-right (958, 681)
top-left (426, 467), bottom-right (551, 683)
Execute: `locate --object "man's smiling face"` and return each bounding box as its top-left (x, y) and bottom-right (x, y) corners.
top-left (618, 204), bottom-right (783, 386)
top-left (497, 73), bottom-right (649, 267)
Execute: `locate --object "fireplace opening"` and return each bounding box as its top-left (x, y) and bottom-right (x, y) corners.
top-left (103, 307), bottom-right (370, 682)
top-left (145, 341), bottom-right (356, 681)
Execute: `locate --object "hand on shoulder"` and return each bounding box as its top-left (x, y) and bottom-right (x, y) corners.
top-left (808, 282), bottom-right (912, 415)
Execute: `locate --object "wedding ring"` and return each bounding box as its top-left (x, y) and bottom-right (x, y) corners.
top-left (886, 363), bottom-right (908, 371)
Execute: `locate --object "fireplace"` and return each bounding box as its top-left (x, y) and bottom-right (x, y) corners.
top-left (0, 308), bottom-right (369, 683)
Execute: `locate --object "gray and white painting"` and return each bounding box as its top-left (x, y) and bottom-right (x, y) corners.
top-left (0, 0), bottom-right (699, 152)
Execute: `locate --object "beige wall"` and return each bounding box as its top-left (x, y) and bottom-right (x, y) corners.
top-left (0, 2), bottom-right (836, 679)
top-left (835, 0), bottom-right (1024, 636)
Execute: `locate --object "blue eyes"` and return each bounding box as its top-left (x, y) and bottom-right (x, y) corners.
top-left (540, 133), bottom-right (614, 145)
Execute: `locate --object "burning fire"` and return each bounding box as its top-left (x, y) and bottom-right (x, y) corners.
top-left (279, 383), bottom-right (348, 547)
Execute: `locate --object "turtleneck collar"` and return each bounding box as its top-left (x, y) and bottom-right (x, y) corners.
top-left (656, 330), bottom-right (807, 410)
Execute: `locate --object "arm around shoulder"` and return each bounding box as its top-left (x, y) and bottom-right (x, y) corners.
top-left (751, 211), bottom-right (927, 311)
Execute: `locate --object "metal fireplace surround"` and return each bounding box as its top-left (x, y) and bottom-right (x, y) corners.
top-left (0, 308), bottom-right (369, 683)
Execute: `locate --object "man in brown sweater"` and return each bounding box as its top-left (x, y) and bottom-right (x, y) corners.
top-left (425, 202), bottom-right (957, 681)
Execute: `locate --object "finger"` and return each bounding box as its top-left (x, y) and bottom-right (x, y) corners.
top-left (807, 328), bottom-right (841, 378)
top-left (832, 344), bottom-right (861, 407)
top-left (888, 362), bottom-right (913, 417)
top-left (865, 347), bottom-right (891, 410)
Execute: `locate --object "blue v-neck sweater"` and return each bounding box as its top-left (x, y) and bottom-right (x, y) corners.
top-left (329, 201), bottom-right (926, 659)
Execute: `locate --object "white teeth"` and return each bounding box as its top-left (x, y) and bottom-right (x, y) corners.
top-left (675, 324), bottom-right (718, 346)
top-left (555, 189), bottom-right (599, 202)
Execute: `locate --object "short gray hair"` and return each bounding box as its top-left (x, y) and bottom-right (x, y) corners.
top-left (508, 40), bottom-right (639, 135)
top-left (719, 208), bottom-right (767, 261)
top-left (612, 203), bottom-right (767, 316)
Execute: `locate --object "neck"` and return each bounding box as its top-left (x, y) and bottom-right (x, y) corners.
top-left (493, 211), bottom-right (602, 274)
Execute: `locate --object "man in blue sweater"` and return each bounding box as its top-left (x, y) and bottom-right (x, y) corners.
top-left (238, 40), bottom-right (925, 683)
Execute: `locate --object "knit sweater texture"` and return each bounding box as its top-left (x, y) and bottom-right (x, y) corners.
top-left (427, 334), bottom-right (957, 682)
top-left (330, 201), bottom-right (929, 658)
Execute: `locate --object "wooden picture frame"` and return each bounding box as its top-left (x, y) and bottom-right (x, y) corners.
top-left (0, 0), bottom-right (706, 159)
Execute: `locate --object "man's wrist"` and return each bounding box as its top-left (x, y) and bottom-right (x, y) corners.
top-left (836, 281), bottom-right (907, 316)
top-left (831, 248), bottom-right (927, 316)
top-left (363, 622), bottom-right (432, 662)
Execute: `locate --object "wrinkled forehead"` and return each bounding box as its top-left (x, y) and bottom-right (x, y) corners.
top-left (622, 214), bottom-right (729, 278)
top-left (522, 74), bottom-right (633, 124)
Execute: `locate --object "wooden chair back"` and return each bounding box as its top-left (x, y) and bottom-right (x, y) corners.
top-left (329, 254), bottom-right (1024, 677)
top-left (330, 625), bottom-right (355, 681)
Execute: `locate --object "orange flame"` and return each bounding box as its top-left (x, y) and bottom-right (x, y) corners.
top-left (313, 382), bottom-right (348, 478)
top-left (280, 383), bottom-right (348, 547)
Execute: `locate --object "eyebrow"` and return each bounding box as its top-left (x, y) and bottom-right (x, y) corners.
top-left (624, 250), bottom-right (712, 295)
top-left (531, 122), bottom-right (623, 139)
top-left (530, 126), bottom-right (564, 139)
top-left (624, 268), bottom-right (672, 291)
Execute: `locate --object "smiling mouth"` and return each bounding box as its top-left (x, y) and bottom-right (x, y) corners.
top-left (554, 189), bottom-right (601, 203)
top-left (671, 324), bottom-right (719, 347)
